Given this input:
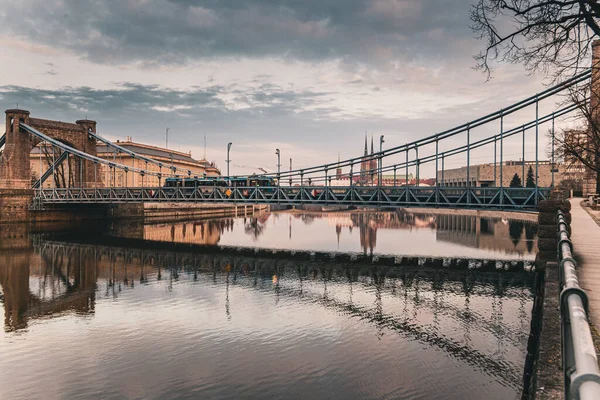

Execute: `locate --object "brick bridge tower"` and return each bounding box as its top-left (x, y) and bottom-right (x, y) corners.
top-left (0, 109), bottom-right (101, 221)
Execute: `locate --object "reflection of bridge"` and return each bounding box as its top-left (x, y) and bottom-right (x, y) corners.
top-left (0, 246), bottom-right (96, 331)
top-left (1, 66), bottom-right (595, 213)
top-left (0, 238), bottom-right (535, 388)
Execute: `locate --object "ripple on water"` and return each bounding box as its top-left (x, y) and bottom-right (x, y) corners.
top-left (0, 249), bottom-right (534, 400)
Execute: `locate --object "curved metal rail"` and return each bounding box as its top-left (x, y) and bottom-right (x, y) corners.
top-left (557, 210), bottom-right (600, 400)
top-left (247, 69), bottom-right (591, 179)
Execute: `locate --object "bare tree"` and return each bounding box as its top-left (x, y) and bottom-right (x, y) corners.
top-left (471, 1), bottom-right (600, 78)
top-left (554, 84), bottom-right (600, 193)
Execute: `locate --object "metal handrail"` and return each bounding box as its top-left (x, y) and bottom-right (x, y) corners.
top-left (557, 210), bottom-right (600, 400)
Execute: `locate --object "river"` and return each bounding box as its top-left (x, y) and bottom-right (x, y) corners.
top-left (0, 209), bottom-right (539, 399)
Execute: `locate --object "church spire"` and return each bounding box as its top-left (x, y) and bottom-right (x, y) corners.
top-left (370, 134), bottom-right (374, 155)
top-left (364, 134), bottom-right (368, 156)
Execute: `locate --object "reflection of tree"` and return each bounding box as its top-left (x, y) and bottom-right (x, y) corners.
top-left (508, 221), bottom-right (523, 246)
top-left (525, 224), bottom-right (536, 253)
top-left (244, 218), bottom-right (266, 240)
top-left (300, 215), bottom-right (315, 225)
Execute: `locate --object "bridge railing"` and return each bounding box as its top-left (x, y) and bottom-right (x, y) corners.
top-left (557, 210), bottom-right (600, 400)
top-left (36, 185), bottom-right (550, 209)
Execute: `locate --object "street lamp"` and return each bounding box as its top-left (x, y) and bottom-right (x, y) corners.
top-left (226, 142), bottom-right (232, 177)
top-left (379, 135), bottom-right (385, 185)
top-left (275, 149), bottom-right (281, 174)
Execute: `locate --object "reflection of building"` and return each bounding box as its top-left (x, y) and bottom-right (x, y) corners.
top-left (142, 220), bottom-right (233, 245)
top-left (437, 160), bottom-right (565, 187)
top-left (436, 214), bottom-right (537, 254)
top-left (30, 137), bottom-right (220, 188)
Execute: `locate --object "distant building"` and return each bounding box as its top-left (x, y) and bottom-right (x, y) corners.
top-left (30, 136), bottom-right (220, 188)
top-left (436, 160), bottom-right (565, 187)
top-left (563, 129), bottom-right (597, 194)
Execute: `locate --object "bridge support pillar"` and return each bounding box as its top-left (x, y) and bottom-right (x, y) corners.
top-left (0, 189), bottom-right (33, 223)
top-left (75, 119), bottom-right (100, 188)
top-left (0, 109), bottom-right (32, 189)
top-left (535, 194), bottom-right (571, 271)
top-left (0, 109), bottom-right (34, 221)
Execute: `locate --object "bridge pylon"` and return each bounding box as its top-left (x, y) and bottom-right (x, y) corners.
top-left (0, 109), bottom-right (32, 189)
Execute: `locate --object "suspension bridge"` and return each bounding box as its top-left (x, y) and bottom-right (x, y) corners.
top-left (0, 60), bottom-right (597, 215)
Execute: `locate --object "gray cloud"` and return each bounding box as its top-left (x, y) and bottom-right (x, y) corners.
top-left (1, 0), bottom-right (474, 67)
top-left (0, 80), bottom-right (459, 166)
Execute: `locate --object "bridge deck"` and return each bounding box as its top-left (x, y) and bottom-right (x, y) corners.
top-left (570, 198), bottom-right (600, 334)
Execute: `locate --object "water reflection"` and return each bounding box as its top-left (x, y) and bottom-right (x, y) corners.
top-left (0, 236), bottom-right (534, 399)
top-left (0, 218), bottom-right (538, 400)
top-left (126, 211), bottom-right (538, 259)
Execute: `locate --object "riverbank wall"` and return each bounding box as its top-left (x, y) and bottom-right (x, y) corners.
top-left (16, 203), bottom-right (270, 225)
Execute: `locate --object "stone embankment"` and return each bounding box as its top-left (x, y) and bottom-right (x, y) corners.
top-left (527, 198), bottom-right (571, 399)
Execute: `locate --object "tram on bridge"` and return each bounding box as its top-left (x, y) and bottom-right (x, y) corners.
top-left (164, 175), bottom-right (277, 197)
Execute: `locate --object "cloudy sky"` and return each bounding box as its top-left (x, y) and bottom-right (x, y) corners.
top-left (0, 0), bottom-right (567, 176)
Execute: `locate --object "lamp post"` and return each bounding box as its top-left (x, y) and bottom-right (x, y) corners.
top-left (379, 135), bottom-right (385, 186)
top-left (226, 142), bottom-right (232, 177)
top-left (275, 149), bottom-right (281, 174)
top-left (289, 158), bottom-right (292, 186)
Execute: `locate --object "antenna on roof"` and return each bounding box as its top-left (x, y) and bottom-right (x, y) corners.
top-left (203, 134), bottom-right (206, 160)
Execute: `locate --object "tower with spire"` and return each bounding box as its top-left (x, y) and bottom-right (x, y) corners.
top-left (360, 133), bottom-right (369, 185)
top-left (336, 153), bottom-right (342, 180)
top-left (369, 134), bottom-right (377, 184)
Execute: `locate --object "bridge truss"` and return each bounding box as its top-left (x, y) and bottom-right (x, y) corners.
top-left (36, 185), bottom-right (551, 209)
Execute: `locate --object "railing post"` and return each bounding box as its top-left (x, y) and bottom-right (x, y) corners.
top-left (535, 95), bottom-right (539, 206)
top-left (467, 125), bottom-right (471, 205)
top-left (52, 147), bottom-right (55, 189)
top-left (300, 170), bottom-right (304, 203)
top-left (435, 137), bottom-right (439, 204)
top-left (405, 147), bottom-right (409, 200)
top-left (349, 162), bottom-right (354, 203)
top-left (522, 126), bottom-right (526, 188)
top-left (500, 111), bottom-right (504, 207)
top-left (325, 167), bottom-right (328, 203)
top-left (551, 112), bottom-right (555, 188)
top-left (441, 154), bottom-right (445, 187)
top-left (415, 146), bottom-right (419, 187)
top-left (494, 139), bottom-right (497, 186)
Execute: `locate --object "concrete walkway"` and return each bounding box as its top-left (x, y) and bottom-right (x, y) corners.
top-left (570, 198), bottom-right (600, 333)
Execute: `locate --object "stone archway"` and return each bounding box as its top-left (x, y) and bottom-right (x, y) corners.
top-left (0, 109), bottom-right (100, 189)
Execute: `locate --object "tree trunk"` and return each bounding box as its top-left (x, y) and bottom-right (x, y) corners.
top-left (596, 151), bottom-right (600, 195)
